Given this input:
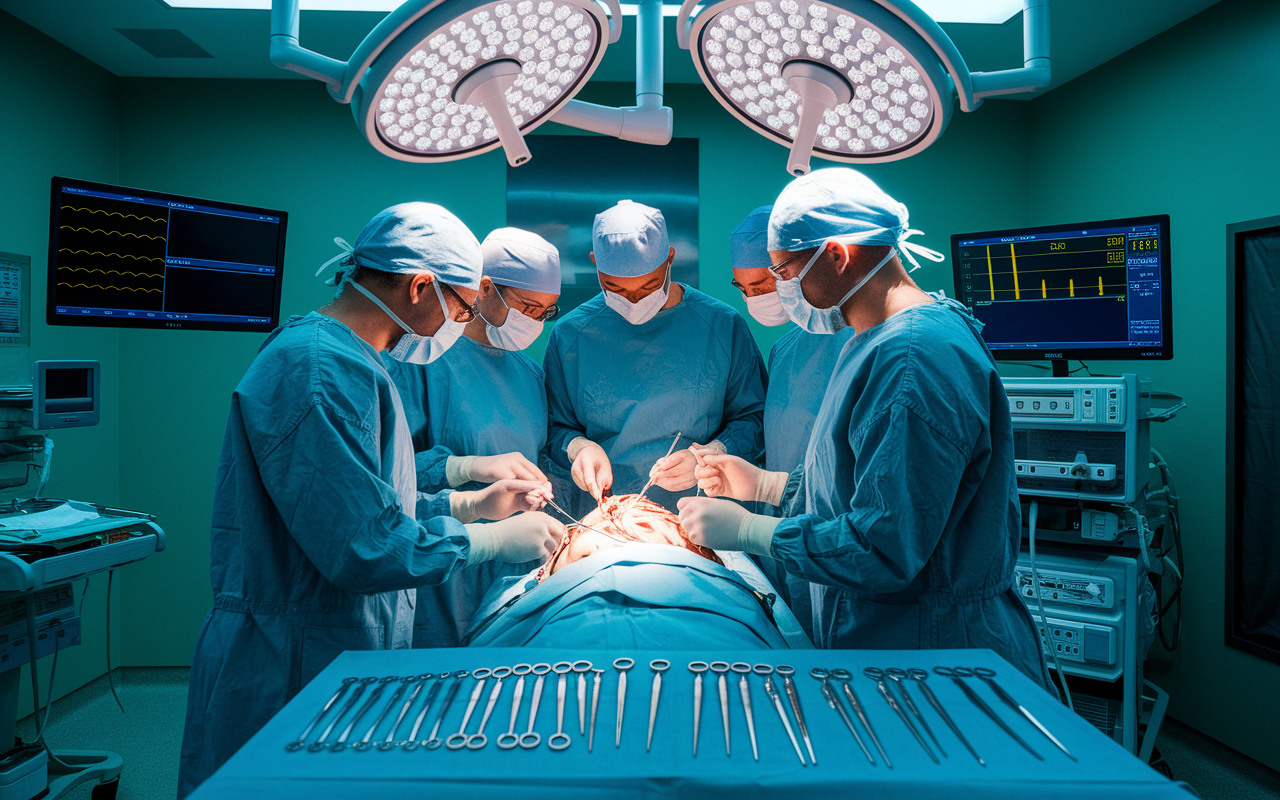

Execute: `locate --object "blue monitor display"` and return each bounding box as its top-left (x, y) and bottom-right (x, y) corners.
top-left (48, 177), bottom-right (287, 332)
top-left (952, 214), bottom-right (1172, 362)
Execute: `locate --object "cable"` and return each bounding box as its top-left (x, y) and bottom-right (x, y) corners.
top-left (24, 592), bottom-right (75, 770)
top-left (1027, 501), bottom-right (1074, 711)
top-left (1149, 448), bottom-right (1183, 652)
top-left (106, 569), bottom-right (124, 713)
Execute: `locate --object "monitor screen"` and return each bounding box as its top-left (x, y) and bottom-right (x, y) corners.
top-left (952, 215), bottom-right (1171, 362)
top-left (48, 177), bottom-right (287, 332)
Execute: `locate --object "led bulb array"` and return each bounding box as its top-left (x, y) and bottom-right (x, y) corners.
top-left (374, 0), bottom-right (601, 156)
top-left (697, 0), bottom-right (933, 155)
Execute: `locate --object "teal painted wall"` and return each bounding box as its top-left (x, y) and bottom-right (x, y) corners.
top-left (1025, 0), bottom-right (1280, 770)
top-left (0, 13), bottom-right (124, 710)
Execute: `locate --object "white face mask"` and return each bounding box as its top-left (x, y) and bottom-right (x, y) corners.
top-left (744, 291), bottom-right (790, 327)
top-left (479, 286), bottom-right (544, 351)
top-left (348, 276), bottom-right (465, 364)
top-left (776, 243), bottom-right (896, 335)
top-left (602, 265), bottom-right (671, 325)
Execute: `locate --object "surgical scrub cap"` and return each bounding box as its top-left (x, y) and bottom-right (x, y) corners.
top-left (729, 205), bottom-right (773, 271)
top-left (592, 200), bottom-right (671, 278)
top-left (320, 202), bottom-right (482, 289)
top-left (481, 228), bottom-right (562, 295)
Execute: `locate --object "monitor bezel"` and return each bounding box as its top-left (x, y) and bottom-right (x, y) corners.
top-left (951, 213), bottom-right (1173, 362)
top-left (48, 176), bottom-right (287, 333)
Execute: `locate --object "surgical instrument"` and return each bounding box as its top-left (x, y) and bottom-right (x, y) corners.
top-left (549, 662), bottom-right (573, 750)
top-left (573, 660), bottom-right (593, 735)
top-left (466, 666), bottom-right (510, 749)
top-left (356, 675), bottom-right (414, 751)
top-left (444, 668), bottom-right (492, 750)
top-left (287, 677), bottom-right (356, 752)
top-left (689, 661), bottom-right (708, 757)
top-left (381, 674), bottom-right (432, 751)
top-left (887, 667), bottom-right (946, 758)
top-left (589, 668), bottom-right (604, 752)
top-left (544, 496), bottom-right (627, 542)
top-left (623, 431), bottom-right (683, 515)
top-left (403, 672), bottom-right (454, 750)
top-left (828, 669), bottom-right (884, 766)
top-left (906, 669), bottom-right (983, 766)
top-left (777, 666), bottom-right (816, 766)
top-left (732, 663), bottom-right (759, 761)
top-left (497, 665), bottom-right (530, 750)
top-left (614, 657), bottom-right (634, 748)
top-left (647, 659), bottom-right (670, 752)
top-left (424, 671), bottom-right (468, 750)
top-left (974, 667), bottom-right (1076, 761)
top-left (935, 667), bottom-right (1042, 760)
top-left (864, 667), bottom-right (938, 764)
top-left (519, 663), bottom-right (552, 749)
top-left (332, 676), bottom-right (395, 752)
top-left (813, 668), bottom-right (879, 767)
top-left (757, 665), bottom-right (805, 766)
top-left (310, 676), bottom-right (374, 752)
top-left (710, 661), bottom-right (732, 756)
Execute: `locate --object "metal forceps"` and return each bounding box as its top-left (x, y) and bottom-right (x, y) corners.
top-left (332, 676), bottom-right (396, 752)
top-left (777, 666), bottom-right (816, 766)
top-left (573, 660), bottom-right (593, 735)
top-left (465, 666), bottom-right (511, 750)
top-left (710, 661), bottom-right (732, 756)
top-left (973, 667), bottom-right (1076, 761)
top-left (906, 669), bottom-right (983, 766)
top-left (935, 667), bottom-right (1042, 760)
top-left (886, 668), bottom-right (946, 758)
top-left (543, 497), bottom-right (627, 542)
top-left (287, 677), bottom-right (357, 752)
top-left (647, 659), bottom-right (670, 752)
top-left (614, 657), bottom-right (635, 748)
top-left (623, 431), bottom-right (684, 515)
top-left (444, 668), bottom-right (492, 750)
top-left (732, 663), bottom-right (759, 761)
top-left (355, 675), bottom-right (415, 751)
top-left (519, 663), bottom-right (552, 749)
top-left (549, 661), bottom-right (574, 750)
top-left (589, 668), bottom-right (604, 752)
top-left (381, 674), bottom-right (433, 751)
top-left (424, 671), bottom-right (469, 750)
top-left (497, 664), bottom-right (532, 750)
top-left (813, 668), bottom-right (879, 767)
top-left (829, 669), bottom-right (883, 766)
top-left (757, 665), bottom-right (805, 766)
top-left (864, 667), bottom-right (938, 764)
top-left (310, 676), bottom-right (374, 752)
top-left (689, 662), bottom-right (708, 757)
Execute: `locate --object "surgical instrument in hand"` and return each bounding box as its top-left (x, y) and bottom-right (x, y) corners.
top-left (865, 667), bottom-right (937, 764)
top-left (356, 675), bottom-right (414, 751)
top-left (689, 662), bottom-right (708, 757)
top-left (710, 661), bottom-right (732, 756)
top-left (614, 657), bottom-right (634, 748)
top-left (813, 668), bottom-right (879, 767)
top-left (519, 663), bottom-right (552, 749)
top-left (624, 431), bottom-right (684, 515)
top-left (829, 669), bottom-right (882, 767)
top-left (381, 674), bottom-right (432, 751)
top-left (497, 665), bottom-right (530, 750)
top-left (466, 666), bottom-right (510, 749)
top-left (907, 668), bottom-right (983, 766)
top-left (777, 666), bottom-right (816, 766)
top-left (445, 668), bottom-right (492, 750)
top-left (732, 663), bottom-right (759, 761)
top-left (288, 677), bottom-right (356, 752)
top-left (973, 667), bottom-right (1076, 761)
top-left (310, 677), bottom-right (374, 752)
top-left (333, 676), bottom-right (395, 752)
top-left (549, 662), bottom-right (573, 750)
top-left (573, 660), bottom-right (593, 735)
top-left (887, 667), bottom-right (946, 758)
top-left (424, 671), bottom-right (468, 750)
top-left (757, 665), bottom-right (805, 766)
top-left (402, 672), bottom-right (452, 750)
top-left (589, 668), bottom-right (604, 752)
top-left (544, 497), bottom-right (627, 542)
top-left (935, 667), bottom-right (1042, 760)
top-left (647, 659), bottom-right (670, 752)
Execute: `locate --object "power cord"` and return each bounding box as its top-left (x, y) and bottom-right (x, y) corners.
top-left (1028, 501), bottom-right (1074, 710)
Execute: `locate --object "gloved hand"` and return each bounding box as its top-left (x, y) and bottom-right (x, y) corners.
top-left (466, 511), bottom-right (566, 564)
top-left (677, 497), bottom-right (780, 556)
top-left (650, 442), bottom-right (720, 492)
top-left (569, 439), bottom-right (613, 502)
top-left (452, 479), bottom-right (552, 523)
top-left (692, 453), bottom-right (787, 504)
top-left (451, 452), bottom-right (547, 485)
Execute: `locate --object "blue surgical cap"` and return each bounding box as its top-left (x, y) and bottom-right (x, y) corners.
top-left (729, 205), bottom-right (773, 271)
top-left (592, 200), bottom-right (670, 278)
top-left (768, 168), bottom-right (909, 253)
top-left (350, 202), bottom-right (482, 290)
top-left (481, 227), bottom-right (562, 295)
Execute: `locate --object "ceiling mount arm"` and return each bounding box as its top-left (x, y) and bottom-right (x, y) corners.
top-left (969, 0), bottom-right (1050, 101)
top-left (269, 0), bottom-right (346, 88)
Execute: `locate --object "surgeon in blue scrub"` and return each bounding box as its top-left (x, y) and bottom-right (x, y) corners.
top-left (544, 199), bottom-right (767, 516)
top-left (386, 227), bottom-right (564, 647)
top-left (178, 204), bottom-right (566, 798)
top-left (679, 170), bottom-right (1051, 690)
top-left (729, 205), bottom-right (853, 637)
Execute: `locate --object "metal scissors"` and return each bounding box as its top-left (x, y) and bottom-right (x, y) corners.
top-left (647, 659), bottom-right (670, 752)
top-left (935, 667), bottom-right (1042, 760)
top-left (815, 668), bottom-right (879, 767)
top-left (711, 661), bottom-right (732, 756)
top-left (614, 657), bottom-right (635, 748)
top-left (542, 497), bottom-right (627, 542)
top-left (689, 661), bottom-right (708, 757)
top-left (886, 668), bottom-right (945, 758)
top-left (757, 664), bottom-right (806, 766)
top-left (973, 667), bottom-right (1076, 761)
top-left (864, 668), bottom-right (938, 764)
top-left (287, 677), bottom-right (357, 752)
top-left (777, 666), bottom-right (817, 766)
top-left (573, 660), bottom-right (594, 735)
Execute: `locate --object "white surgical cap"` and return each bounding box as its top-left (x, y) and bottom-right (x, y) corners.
top-left (592, 200), bottom-right (671, 278)
top-left (767, 168), bottom-right (943, 272)
top-left (481, 227), bottom-right (562, 295)
top-left (318, 202), bottom-right (483, 289)
top-left (729, 205), bottom-right (773, 271)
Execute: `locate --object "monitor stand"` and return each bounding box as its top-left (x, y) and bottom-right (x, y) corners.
top-left (1050, 359), bottom-right (1070, 378)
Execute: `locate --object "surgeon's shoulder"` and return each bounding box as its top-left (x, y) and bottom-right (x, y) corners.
top-left (546, 294), bottom-right (607, 352)
top-left (680, 288), bottom-right (755, 347)
top-left (254, 313), bottom-right (387, 419)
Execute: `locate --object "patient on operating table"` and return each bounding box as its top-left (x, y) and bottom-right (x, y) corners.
top-left (464, 495), bottom-right (795, 650)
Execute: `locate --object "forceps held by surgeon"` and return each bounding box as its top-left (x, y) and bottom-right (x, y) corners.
top-left (623, 431), bottom-right (684, 515)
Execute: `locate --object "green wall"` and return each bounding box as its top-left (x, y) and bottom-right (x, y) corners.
top-left (1024, 0), bottom-right (1280, 769)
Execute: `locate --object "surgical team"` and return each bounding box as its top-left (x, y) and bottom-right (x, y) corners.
top-left (177, 167), bottom-right (1049, 798)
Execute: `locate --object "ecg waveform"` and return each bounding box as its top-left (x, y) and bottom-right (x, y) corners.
top-left (59, 226), bottom-right (165, 241)
top-left (959, 235), bottom-right (1129, 304)
top-left (60, 206), bottom-right (165, 224)
top-left (58, 249), bottom-right (164, 263)
top-left (60, 267), bottom-right (164, 280)
top-left (57, 283), bottom-right (162, 293)
top-left (56, 196), bottom-right (168, 312)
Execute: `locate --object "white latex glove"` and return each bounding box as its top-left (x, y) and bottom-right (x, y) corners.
top-left (692, 453), bottom-right (787, 504)
top-left (650, 443), bottom-right (718, 492)
top-left (450, 452), bottom-right (547, 486)
top-left (676, 497), bottom-right (780, 556)
top-left (451, 479), bottom-right (552, 523)
top-left (569, 439), bottom-right (613, 502)
top-left (466, 511), bottom-right (566, 564)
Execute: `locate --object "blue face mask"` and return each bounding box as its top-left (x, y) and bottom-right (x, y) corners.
top-left (776, 243), bottom-right (897, 335)
top-left (347, 276), bottom-right (465, 364)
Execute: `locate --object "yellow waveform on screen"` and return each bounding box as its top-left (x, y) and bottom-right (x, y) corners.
top-left (60, 206), bottom-right (164, 224)
top-left (57, 283), bottom-right (161, 293)
top-left (1010, 243), bottom-right (1021, 300)
top-left (60, 267), bottom-right (163, 280)
top-left (1070, 279), bottom-right (1075, 297)
top-left (58, 249), bottom-right (164, 263)
top-left (60, 226), bottom-right (165, 241)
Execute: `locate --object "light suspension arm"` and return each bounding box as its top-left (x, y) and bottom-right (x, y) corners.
top-left (969, 0), bottom-right (1050, 101)
top-left (269, 0), bottom-right (347, 88)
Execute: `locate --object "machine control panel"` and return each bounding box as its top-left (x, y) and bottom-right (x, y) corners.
top-left (1007, 383), bottom-right (1125, 425)
top-left (1014, 566), bottom-right (1114, 609)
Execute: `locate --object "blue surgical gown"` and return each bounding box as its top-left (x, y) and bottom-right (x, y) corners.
top-left (178, 313), bottom-right (472, 798)
top-left (384, 335), bottom-right (556, 648)
top-left (769, 297), bottom-right (1052, 690)
top-left (757, 325), bottom-right (853, 638)
top-left (544, 286), bottom-right (767, 516)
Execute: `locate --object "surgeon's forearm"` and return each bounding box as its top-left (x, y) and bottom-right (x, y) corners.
top-left (566, 436), bottom-right (596, 462)
top-left (738, 513), bottom-right (782, 557)
top-left (755, 469), bottom-right (788, 506)
top-left (445, 455), bottom-right (478, 488)
top-left (712, 417), bottom-right (764, 463)
top-left (546, 425), bottom-right (586, 468)
top-left (450, 491), bottom-right (480, 524)
top-left (463, 523), bottom-right (499, 565)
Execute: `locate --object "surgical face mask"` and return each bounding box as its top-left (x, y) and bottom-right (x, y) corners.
top-left (744, 291), bottom-right (790, 327)
top-left (776, 244), bottom-right (896, 335)
top-left (602, 265), bottom-right (670, 325)
top-left (479, 286), bottom-right (543, 351)
top-left (347, 277), bottom-right (464, 364)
